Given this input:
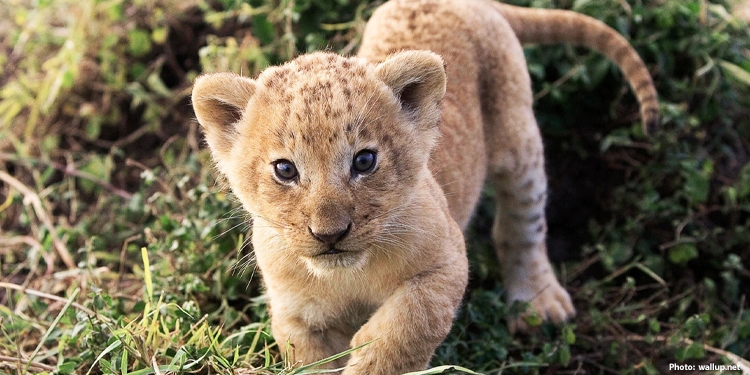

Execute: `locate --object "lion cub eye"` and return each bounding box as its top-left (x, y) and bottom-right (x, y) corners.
top-left (273, 160), bottom-right (298, 182)
top-left (352, 150), bottom-right (377, 175)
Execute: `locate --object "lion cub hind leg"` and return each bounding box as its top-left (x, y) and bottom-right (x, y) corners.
top-left (469, 2), bottom-right (574, 331)
top-left (488, 122), bottom-right (575, 331)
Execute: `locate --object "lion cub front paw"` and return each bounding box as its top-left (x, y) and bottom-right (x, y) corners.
top-left (507, 275), bottom-right (575, 333)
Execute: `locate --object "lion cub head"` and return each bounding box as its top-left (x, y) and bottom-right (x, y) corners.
top-left (192, 51), bottom-right (446, 272)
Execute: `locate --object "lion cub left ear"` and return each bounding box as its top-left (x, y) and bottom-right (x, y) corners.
top-left (192, 73), bottom-right (256, 163)
top-left (375, 50), bottom-right (447, 130)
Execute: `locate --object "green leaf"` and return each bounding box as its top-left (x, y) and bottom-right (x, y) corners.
top-left (685, 314), bottom-right (708, 337)
top-left (102, 34), bottom-right (119, 49)
top-left (86, 155), bottom-right (108, 179)
top-left (719, 60), bottom-right (750, 87)
top-left (41, 134), bottom-right (58, 154)
top-left (152, 27), bottom-right (168, 44)
top-left (684, 342), bottom-right (705, 359)
top-left (558, 345), bottom-right (571, 366)
top-left (674, 345), bottom-right (688, 361)
top-left (85, 117), bottom-right (101, 139)
top-left (106, 2), bottom-right (124, 21)
top-left (128, 29), bottom-right (152, 57)
top-left (61, 70), bottom-right (75, 89)
top-left (93, 295), bottom-right (104, 310)
top-left (79, 155), bottom-right (108, 193)
top-left (668, 243), bottom-right (698, 264)
top-left (563, 325), bottom-right (576, 344)
top-left (523, 310), bottom-right (544, 327)
top-left (682, 159), bottom-right (713, 204)
top-left (147, 73), bottom-right (171, 97)
top-left (252, 15), bottom-right (275, 45)
top-left (649, 318), bottom-right (661, 333)
top-left (129, 62), bottom-right (147, 80)
top-left (58, 361), bottom-right (77, 375)
top-left (738, 163), bottom-right (750, 199)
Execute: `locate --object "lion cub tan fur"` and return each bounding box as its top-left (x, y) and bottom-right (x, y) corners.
top-left (191, 0), bottom-right (658, 373)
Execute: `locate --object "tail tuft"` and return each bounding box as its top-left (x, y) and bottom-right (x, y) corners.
top-left (642, 107), bottom-right (660, 136)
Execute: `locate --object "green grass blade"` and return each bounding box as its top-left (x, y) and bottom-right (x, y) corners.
top-left (126, 364), bottom-right (184, 375)
top-left (24, 288), bottom-right (80, 374)
top-left (291, 340), bottom-right (374, 374)
top-left (141, 247), bottom-right (153, 303)
top-left (167, 348), bottom-right (187, 370)
top-left (121, 349), bottom-right (129, 375)
top-left (403, 365), bottom-right (485, 375)
top-left (86, 339), bottom-right (122, 375)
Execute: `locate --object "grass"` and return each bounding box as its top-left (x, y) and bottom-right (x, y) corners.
top-left (1, 0), bottom-right (749, 373)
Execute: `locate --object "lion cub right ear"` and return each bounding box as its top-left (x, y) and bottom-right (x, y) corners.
top-left (375, 51), bottom-right (446, 131)
top-left (192, 73), bottom-right (256, 162)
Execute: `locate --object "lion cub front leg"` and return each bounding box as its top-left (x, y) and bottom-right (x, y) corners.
top-left (271, 311), bottom-right (350, 371)
top-left (491, 144), bottom-right (575, 331)
top-left (344, 258), bottom-right (467, 375)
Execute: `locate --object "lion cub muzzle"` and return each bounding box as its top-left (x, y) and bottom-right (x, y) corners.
top-left (305, 191), bottom-right (356, 256)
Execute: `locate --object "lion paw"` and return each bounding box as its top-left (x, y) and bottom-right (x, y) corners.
top-left (507, 278), bottom-right (575, 333)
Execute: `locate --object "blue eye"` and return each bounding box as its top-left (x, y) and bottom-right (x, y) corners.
top-left (352, 150), bottom-right (377, 174)
top-left (274, 160), bottom-right (298, 181)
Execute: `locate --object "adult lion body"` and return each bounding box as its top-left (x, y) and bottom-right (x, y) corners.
top-left (191, 0), bottom-right (658, 373)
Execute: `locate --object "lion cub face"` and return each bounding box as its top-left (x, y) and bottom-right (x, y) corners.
top-left (192, 52), bottom-right (446, 272)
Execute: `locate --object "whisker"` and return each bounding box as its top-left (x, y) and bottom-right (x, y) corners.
top-left (213, 218), bottom-right (252, 241)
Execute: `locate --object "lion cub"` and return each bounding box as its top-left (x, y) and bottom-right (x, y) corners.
top-left (191, 0), bottom-right (658, 373)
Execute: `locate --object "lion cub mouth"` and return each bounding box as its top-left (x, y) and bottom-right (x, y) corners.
top-left (318, 248), bottom-right (347, 256)
top-left (304, 246), bottom-right (367, 271)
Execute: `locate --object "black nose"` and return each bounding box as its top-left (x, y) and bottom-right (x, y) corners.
top-left (309, 223), bottom-right (352, 244)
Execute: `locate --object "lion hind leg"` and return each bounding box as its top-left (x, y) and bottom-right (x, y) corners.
top-left (486, 108), bottom-right (575, 331)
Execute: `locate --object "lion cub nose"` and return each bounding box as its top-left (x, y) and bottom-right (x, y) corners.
top-left (309, 223), bottom-right (352, 244)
